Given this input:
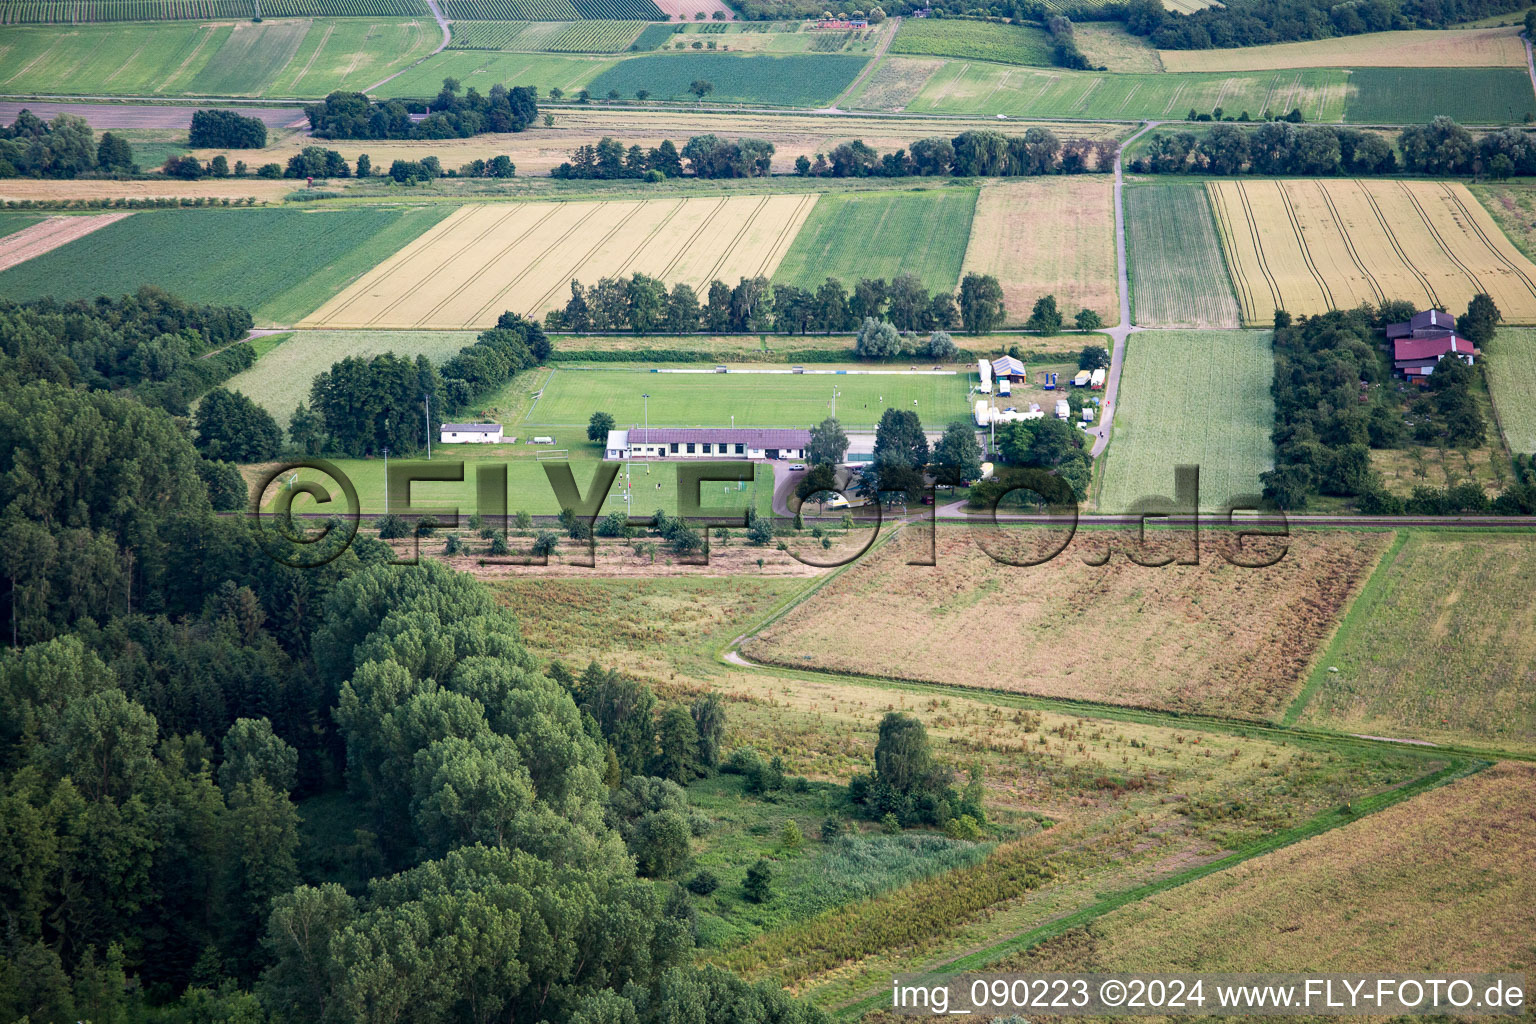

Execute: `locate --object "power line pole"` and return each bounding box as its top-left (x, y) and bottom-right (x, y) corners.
top-left (424, 392), bottom-right (431, 459)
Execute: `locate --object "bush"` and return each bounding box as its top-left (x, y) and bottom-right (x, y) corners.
top-left (820, 816), bottom-right (846, 842)
top-left (189, 109), bottom-right (268, 149)
top-left (744, 859), bottom-right (773, 903)
top-left (686, 870), bottom-right (720, 895)
top-left (943, 814), bottom-right (983, 841)
top-left (376, 513), bottom-right (409, 539)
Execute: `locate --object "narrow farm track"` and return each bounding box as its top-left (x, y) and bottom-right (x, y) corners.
top-left (361, 0), bottom-right (450, 95)
top-left (1090, 119), bottom-right (1155, 459)
top-left (824, 17), bottom-right (899, 112)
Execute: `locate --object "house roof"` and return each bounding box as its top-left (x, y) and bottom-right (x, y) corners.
top-left (441, 422), bottom-right (501, 432)
top-left (622, 427), bottom-right (811, 447)
top-left (1386, 309), bottom-right (1455, 338)
top-left (1393, 334), bottom-right (1478, 361)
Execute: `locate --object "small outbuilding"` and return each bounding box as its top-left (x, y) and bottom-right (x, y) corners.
top-left (440, 422), bottom-right (504, 444)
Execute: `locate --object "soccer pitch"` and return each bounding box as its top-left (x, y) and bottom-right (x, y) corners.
top-left (520, 368), bottom-right (975, 431)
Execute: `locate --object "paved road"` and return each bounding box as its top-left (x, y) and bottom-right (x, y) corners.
top-left (1089, 119), bottom-right (1157, 459)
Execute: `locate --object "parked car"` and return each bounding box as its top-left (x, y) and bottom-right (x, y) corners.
top-left (788, 463), bottom-right (807, 471)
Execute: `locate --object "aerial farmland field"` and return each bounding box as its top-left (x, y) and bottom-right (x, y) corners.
top-left (584, 53), bottom-right (870, 106)
top-left (741, 526), bottom-right (1390, 721)
top-left (304, 195), bottom-right (818, 328)
top-left (0, 206), bottom-right (451, 324)
top-left (1208, 179), bottom-right (1536, 326)
top-left (226, 330), bottom-right (480, 426)
top-left (0, 19), bottom-right (438, 96)
top-left (1290, 532), bottom-right (1536, 753)
top-left (906, 65), bottom-right (1350, 122)
top-left (888, 18), bottom-right (1054, 65)
top-left (1483, 328), bottom-right (1536, 455)
top-left (447, 19), bottom-right (649, 51)
top-left (521, 367), bottom-right (974, 431)
top-left (1158, 26), bottom-right (1527, 71)
top-left (0, 0), bottom-right (428, 18)
top-left (1344, 67), bottom-right (1536, 124)
top-left (378, 50), bottom-right (613, 96)
top-left (771, 188), bottom-right (976, 295)
top-left (960, 177), bottom-right (1116, 325)
top-left (1124, 183), bottom-right (1240, 328)
top-left (1096, 331), bottom-right (1274, 514)
top-left (1002, 762), bottom-right (1535, 975)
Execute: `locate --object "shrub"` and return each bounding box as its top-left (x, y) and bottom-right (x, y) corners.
top-left (744, 859), bottom-right (773, 903)
top-left (686, 870), bottom-right (720, 895)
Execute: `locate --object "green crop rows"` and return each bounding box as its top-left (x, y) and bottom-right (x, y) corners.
top-left (1124, 184), bottom-right (1241, 329)
top-left (585, 52), bottom-right (868, 106)
top-left (0, 207), bottom-right (451, 326)
top-left (889, 18), bottom-right (1054, 65)
top-left (440, 0), bottom-right (662, 18)
top-left (1096, 330), bottom-right (1275, 514)
top-left (773, 188), bottom-right (977, 295)
top-left (448, 18), bottom-right (646, 49)
top-left (0, 0), bottom-right (423, 18)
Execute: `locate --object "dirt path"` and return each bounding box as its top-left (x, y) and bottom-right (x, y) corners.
top-left (824, 17), bottom-right (900, 113)
top-left (1090, 119), bottom-right (1157, 459)
top-left (0, 212), bottom-right (133, 273)
top-left (363, 0), bottom-right (450, 95)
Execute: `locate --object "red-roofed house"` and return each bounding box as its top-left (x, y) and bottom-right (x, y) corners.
top-left (1393, 330), bottom-right (1480, 382)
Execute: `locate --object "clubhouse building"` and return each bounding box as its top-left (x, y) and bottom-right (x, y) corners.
top-left (605, 427), bottom-right (811, 461)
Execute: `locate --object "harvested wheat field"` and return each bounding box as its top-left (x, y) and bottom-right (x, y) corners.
top-left (1007, 762), bottom-right (1536, 974)
top-left (741, 526), bottom-right (1391, 720)
top-left (0, 212), bottom-right (132, 273)
top-left (1160, 26), bottom-right (1527, 72)
top-left (961, 177), bottom-right (1117, 324)
top-left (1209, 178), bottom-right (1536, 325)
top-left (0, 178), bottom-right (293, 203)
top-left (304, 194), bottom-right (818, 328)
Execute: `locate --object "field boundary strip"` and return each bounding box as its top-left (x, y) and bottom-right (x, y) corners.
top-left (829, 754), bottom-right (1490, 1020)
top-left (1281, 528), bottom-right (1408, 726)
top-left (1312, 179), bottom-right (1384, 304)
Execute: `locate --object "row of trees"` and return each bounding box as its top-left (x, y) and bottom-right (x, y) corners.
top-left (304, 80), bottom-right (539, 141)
top-left (294, 312), bottom-right (550, 457)
top-left (794, 128), bottom-right (1116, 178)
top-left (547, 271), bottom-right (1010, 335)
top-left (554, 134), bottom-right (773, 180)
top-left (1126, 0), bottom-right (1525, 50)
top-left (0, 110), bottom-right (136, 179)
top-left (1134, 118), bottom-right (1536, 179)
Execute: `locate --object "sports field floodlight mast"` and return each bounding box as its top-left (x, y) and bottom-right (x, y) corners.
top-left (382, 446), bottom-right (389, 513)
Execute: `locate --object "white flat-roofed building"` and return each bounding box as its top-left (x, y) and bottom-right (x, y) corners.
top-left (605, 427), bottom-right (811, 461)
top-left (440, 422), bottom-right (504, 444)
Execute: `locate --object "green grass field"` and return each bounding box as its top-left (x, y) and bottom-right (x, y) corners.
top-left (1124, 184), bottom-right (1240, 329)
top-left (1097, 330), bottom-right (1274, 513)
top-left (1484, 328), bottom-right (1536, 456)
top-left (0, 214), bottom-right (46, 239)
top-left (378, 50), bottom-right (613, 96)
top-left (583, 53), bottom-right (869, 106)
top-left (1343, 67), bottom-right (1536, 123)
top-left (1291, 532), bottom-right (1536, 754)
top-left (889, 18), bottom-right (1054, 65)
top-left (0, 206), bottom-right (451, 325)
top-left (0, 0), bottom-right (427, 19)
top-left (226, 330), bottom-right (479, 426)
top-left (521, 367), bottom-right (974, 432)
top-left (772, 188), bottom-right (977, 295)
top-left (907, 65), bottom-right (1349, 121)
top-left (439, 0), bottom-right (664, 18)
top-left (0, 19), bottom-right (439, 96)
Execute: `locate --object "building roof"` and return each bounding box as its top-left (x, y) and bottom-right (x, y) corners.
top-left (622, 427), bottom-right (811, 447)
top-left (441, 422), bottom-right (501, 432)
top-left (1393, 334), bottom-right (1478, 362)
top-left (1386, 309), bottom-right (1455, 339)
top-left (605, 429), bottom-right (629, 449)
top-left (991, 355), bottom-right (1026, 376)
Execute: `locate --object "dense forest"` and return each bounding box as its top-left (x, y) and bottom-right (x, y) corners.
top-left (305, 81), bottom-right (539, 141)
top-left (0, 292), bottom-right (831, 1022)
